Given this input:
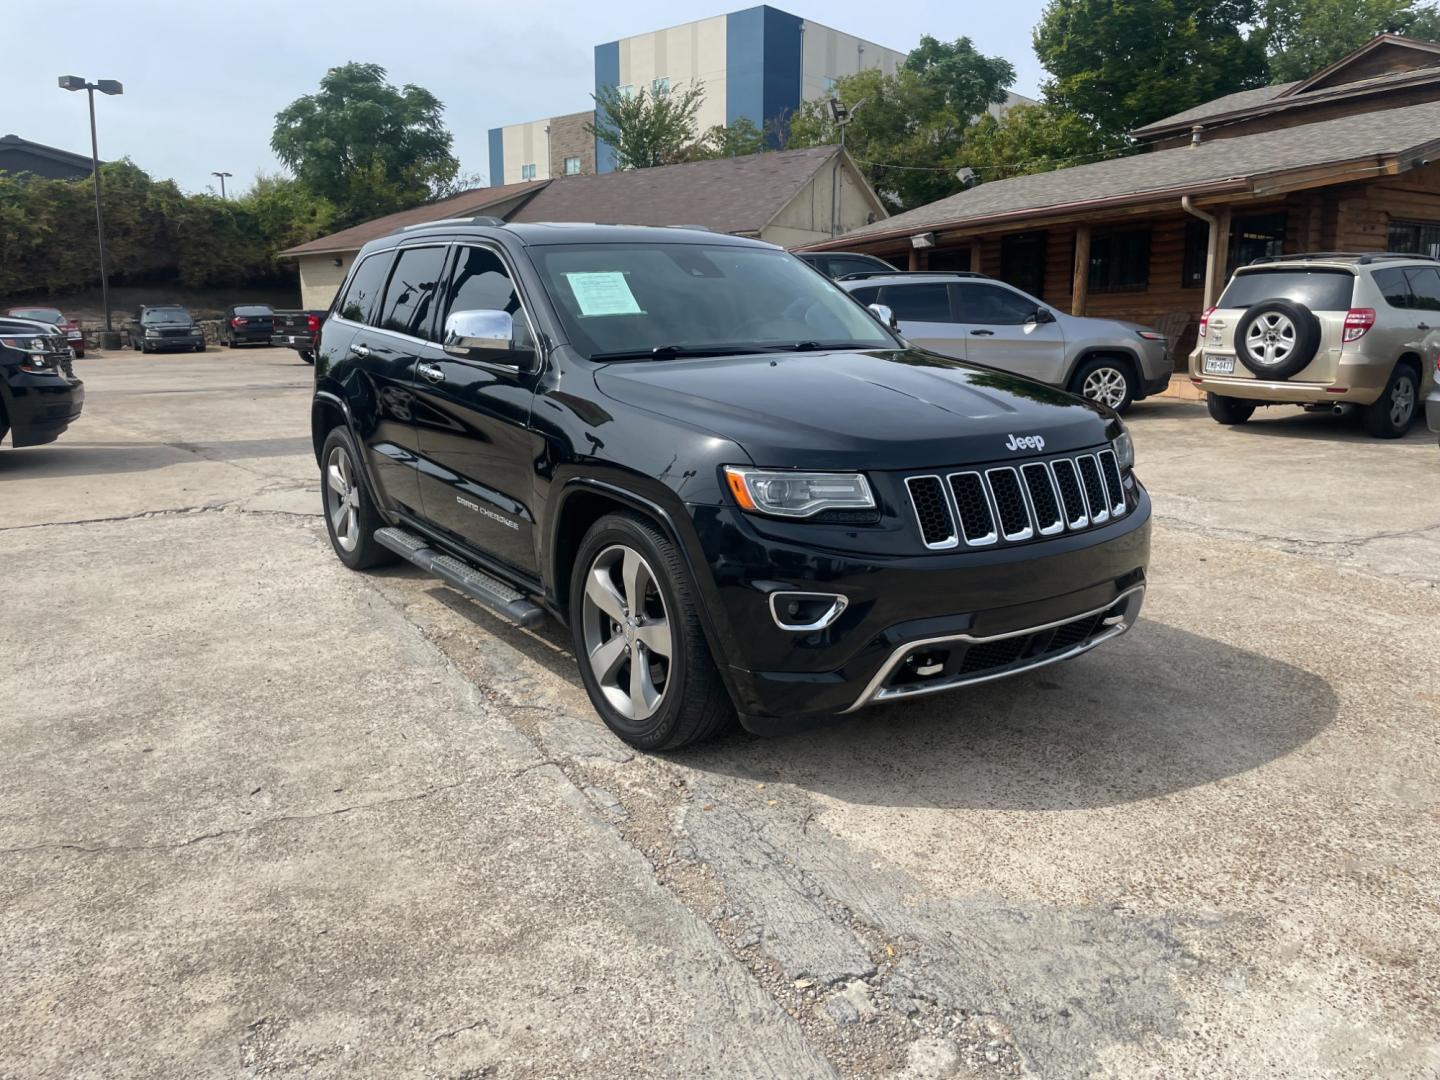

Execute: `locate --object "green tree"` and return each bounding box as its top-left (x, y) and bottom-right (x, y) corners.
top-left (903, 34), bottom-right (1017, 116)
top-left (1262, 0), bottom-right (1440, 81)
top-left (271, 62), bottom-right (458, 225)
top-left (683, 117), bottom-right (767, 160)
top-left (1034, 0), bottom-right (1269, 136)
top-left (958, 102), bottom-right (1127, 181)
top-left (586, 82), bottom-right (707, 169)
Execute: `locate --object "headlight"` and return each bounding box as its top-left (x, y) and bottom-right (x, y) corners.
top-left (145, 328), bottom-right (160, 336)
top-left (1112, 426), bottom-right (1135, 471)
top-left (723, 466), bottom-right (875, 518)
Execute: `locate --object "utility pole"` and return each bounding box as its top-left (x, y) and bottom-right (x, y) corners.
top-left (59, 75), bottom-right (123, 339)
top-left (212, 171), bottom-right (233, 198)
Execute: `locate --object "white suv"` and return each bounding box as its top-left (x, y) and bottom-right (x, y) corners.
top-left (1190, 253), bottom-right (1440, 438)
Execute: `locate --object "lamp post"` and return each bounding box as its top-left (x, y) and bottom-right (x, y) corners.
top-left (212, 171), bottom-right (233, 198)
top-left (827, 96), bottom-right (866, 237)
top-left (59, 75), bottom-right (123, 339)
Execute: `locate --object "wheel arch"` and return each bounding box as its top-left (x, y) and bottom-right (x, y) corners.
top-left (1395, 352), bottom-right (1423, 382)
top-left (1066, 346), bottom-right (1141, 390)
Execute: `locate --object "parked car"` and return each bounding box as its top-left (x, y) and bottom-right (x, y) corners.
top-left (127, 306), bottom-right (205, 353)
top-left (796, 251), bottom-right (898, 279)
top-left (5, 306), bottom-right (84, 358)
top-left (271, 309), bottom-right (325, 364)
top-left (0, 316), bottom-right (84, 447)
top-left (1427, 352), bottom-right (1440, 446)
top-left (839, 272), bottom-right (1171, 414)
top-left (220, 304), bottom-right (275, 347)
top-left (310, 222), bottom-right (1150, 750)
top-left (1190, 252), bottom-right (1440, 438)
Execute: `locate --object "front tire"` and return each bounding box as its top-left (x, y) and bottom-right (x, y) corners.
top-left (299, 350), bottom-right (315, 365)
top-left (1071, 356), bottom-right (1136, 414)
top-left (1207, 393), bottom-right (1255, 425)
top-left (319, 426), bottom-right (396, 570)
top-left (1363, 364), bottom-right (1418, 439)
top-left (570, 513), bottom-right (734, 750)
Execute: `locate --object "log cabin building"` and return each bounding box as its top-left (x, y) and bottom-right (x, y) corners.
top-left (804, 35), bottom-right (1440, 375)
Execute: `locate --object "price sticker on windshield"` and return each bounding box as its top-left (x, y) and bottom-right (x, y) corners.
top-left (565, 271), bottom-right (644, 317)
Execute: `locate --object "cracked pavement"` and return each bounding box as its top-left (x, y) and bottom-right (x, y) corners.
top-left (3, 349), bottom-right (1438, 1078)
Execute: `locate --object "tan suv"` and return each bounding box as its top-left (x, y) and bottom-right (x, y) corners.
top-left (1190, 253), bottom-right (1440, 438)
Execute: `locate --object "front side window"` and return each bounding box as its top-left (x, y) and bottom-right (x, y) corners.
top-left (1089, 230), bottom-right (1150, 292)
top-left (529, 243), bottom-right (895, 359)
top-left (521, 163), bottom-right (537, 180)
top-left (443, 246), bottom-right (524, 320)
top-left (879, 284), bottom-right (953, 323)
top-left (337, 253), bottom-right (394, 324)
top-left (564, 155), bottom-right (582, 176)
top-left (377, 246), bottom-right (447, 339)
top-left (954, 283), bottom-right (1040, 325)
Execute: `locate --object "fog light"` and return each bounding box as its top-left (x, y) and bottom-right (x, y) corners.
top-left (769, 591), bottom-right (847, 631)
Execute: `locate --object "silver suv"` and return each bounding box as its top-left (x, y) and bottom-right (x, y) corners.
top-left (1190, 253), bottom-right (1440, 438)
top-left (840, 272), bottom-right (1171, 414)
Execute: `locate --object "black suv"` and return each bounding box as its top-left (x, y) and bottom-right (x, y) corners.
top-left (128, 306), bottom-right (205, 353)
top-left (311, 221), bottom-right (1150, 749)
top-left (1, 316), bottom-right (84, 448)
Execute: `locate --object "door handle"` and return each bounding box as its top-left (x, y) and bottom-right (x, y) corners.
top-left (970, 329), bottom-right (995, 337)
top-left (349, 342), bottom-right (370, 358)
top-left (418, 362), bottom-right (446, 384)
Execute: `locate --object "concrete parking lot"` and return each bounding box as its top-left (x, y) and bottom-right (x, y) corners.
top-left (3, 346), bottom-right (1438, 1079)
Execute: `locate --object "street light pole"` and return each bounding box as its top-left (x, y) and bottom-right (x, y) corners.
top-left (827, 97), bottom-right (866, 237)
top-left (212, 171), bottom-right (232, 198)
top-left (59, 76), bottom-right (123, 337)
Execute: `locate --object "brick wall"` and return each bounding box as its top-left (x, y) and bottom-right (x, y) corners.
top-left (548, 111), bottom-right (596, 178)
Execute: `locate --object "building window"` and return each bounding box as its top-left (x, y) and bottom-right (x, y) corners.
top-left (1389, 218), bottom-right (1440, 257)
top-left (1227, 212), bottom-right (1286, 272)
top-left (1089, 229), bottom-right (1151, 292)
top-left (1182, 219), bottom-right (1209, 288)
top-left (1000, 232), bottom-right (1047, 300)
top-left (563, 155), bottom-right (582, 176)
top-left (617, 84), bottom-right (635, 100)
top-left (823, 76), bottom-right (838, 95)
top-left (521, 163), bottom-right (536, 180)
top-left (652, 77), bottom-right (670, 95)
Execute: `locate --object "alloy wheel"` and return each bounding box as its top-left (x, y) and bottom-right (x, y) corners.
top-left (1081, 366), bottom-right (1129, 409)
top-left (324, 444), bottom-right (361, 552)
top-left (1390, 374), bottom-right (1416, 427)
top-left (580, 544), bottom-right (672, 722)
top-left (1246, 312), bottom-right (1297, 368)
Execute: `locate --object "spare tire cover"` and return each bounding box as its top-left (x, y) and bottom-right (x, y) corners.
top-left (1234, 298), bottom-right (1321, 380)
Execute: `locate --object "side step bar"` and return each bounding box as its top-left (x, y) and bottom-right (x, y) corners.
top-left (374, 527), bottom-right (545, 629)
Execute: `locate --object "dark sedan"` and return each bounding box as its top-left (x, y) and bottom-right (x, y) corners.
top-left (1, 317), bottom-right (84, 448)
top-left (221, 304), bottom-right (275, 347)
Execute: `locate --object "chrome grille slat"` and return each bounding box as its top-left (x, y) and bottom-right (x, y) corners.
top-left (1097, 449), bottom-right (1127, 516)
top-left (1049, 458), bottom-right (1090, 530)
top-left (905, 475), bottom-right (958, 550)
top-left (1076, 454), bottom-right (1110, 525)
top-left (984, 467), bottom-right (1033, 542)
top-left (947, 472), bottom-right (998, 546)
top-left (1020, 462), bottom-right (1065, 535)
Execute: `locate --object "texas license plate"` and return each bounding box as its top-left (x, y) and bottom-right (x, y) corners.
top-left (1203, 353), bottom-right (1236, 375)
top-left (288, 336), bottom-right (300, 344)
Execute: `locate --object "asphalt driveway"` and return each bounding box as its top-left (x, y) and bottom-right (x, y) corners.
top-left (3, 348), bottom-right (1437, 1079)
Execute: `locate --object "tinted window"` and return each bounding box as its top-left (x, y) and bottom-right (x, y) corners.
top-left (827, 255), bottom-right (893, 279)
top-left (1000, 232), bottom-right (1046, 299)
top-left (1089, 230), bottom-right (1150, 292)
top-left (881, 284), bottom-right (952, 323)
top-left (142, 309), bottom-right (191, 324)
top-left (1404, 267), bottom-right (1440, 311)
top-left (337, 253), bottom-right (393, 324)
top-left (1219, 269), bottom-right (1354, 311)
top-left (954, 283), bottom-right (1039, 325)
top-left (234, 304), bottom-right (273, 317)
top-left (444, 246), bottom-right (524, 321)
top-left (849, 286), bottom-right (881, 305)
top-left (1373, 268), bottom-right (1412, 309)
top-left (377, 246), bottom-right (447, 339)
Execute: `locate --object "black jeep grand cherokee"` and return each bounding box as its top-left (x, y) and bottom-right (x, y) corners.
top-left (311, 221), bottom-right (1150, 750)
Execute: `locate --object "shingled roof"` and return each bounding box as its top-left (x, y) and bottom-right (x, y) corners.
top-left (811, 98), bottom-right (1440, 249)
top-left (506, 145), bottom-right (855, 234)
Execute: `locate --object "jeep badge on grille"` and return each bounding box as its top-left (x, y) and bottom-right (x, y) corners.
top-left (1005, 434), bottom-right (1046, 452)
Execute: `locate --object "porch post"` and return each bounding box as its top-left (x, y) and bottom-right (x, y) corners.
top-left (969, 239), bottom-right (982, 273)
top-left (1071, 224), bottom-right (1090, 316)
top-left (908, 247), bottom-right (927, 270)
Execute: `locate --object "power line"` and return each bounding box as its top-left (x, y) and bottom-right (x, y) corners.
top-left (852, 143), bottom-right (1134, 176)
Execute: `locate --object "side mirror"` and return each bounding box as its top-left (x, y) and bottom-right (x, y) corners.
top-left (868, 303), bottom-right (898, 331)
top-left (444, 309), bottom-right (524, 358)
top-left (1029, 307), bottom-right (1056, 324)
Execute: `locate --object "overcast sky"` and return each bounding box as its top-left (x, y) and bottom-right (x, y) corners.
top-left (10, 0), bottom-right (1050, 196)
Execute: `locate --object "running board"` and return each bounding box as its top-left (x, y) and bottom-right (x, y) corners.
top-left (374, 527), bottom-right (545, 629)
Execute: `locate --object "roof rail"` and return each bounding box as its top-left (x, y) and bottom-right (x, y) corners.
top-left (1248, 251), bottom-right (1440, 266)
top-left (400, 215), bottom-right (507, 232)
top-left (836, 270), bottom-right (991, 281)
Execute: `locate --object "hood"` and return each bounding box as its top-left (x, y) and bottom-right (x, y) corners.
top-left (594, 347), bottom-right (1116, 471)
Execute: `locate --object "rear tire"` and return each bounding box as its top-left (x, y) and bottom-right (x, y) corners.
top-left (319, 426), bottom-right (396, 570)
top-left (1070, 355), bottom-right (1136, 414)
top-left (1362, 364), bottom-right (1419, 439)
top-left (300, 350), bottom-right (315, 365)
top-left (1207, 393), bottom-right (1255, 425)
top-left (570, 512), bottom-right (735, 751)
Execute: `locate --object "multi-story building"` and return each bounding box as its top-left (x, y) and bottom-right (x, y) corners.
top-left (487, 5), bottom-right (908, 186)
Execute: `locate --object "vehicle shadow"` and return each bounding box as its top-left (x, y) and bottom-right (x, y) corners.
top-left (1128, 398), bottom-right (1434, 444)
top-left (400, 579), bottom-right (1339, 812)
top-left (0, 437), bottom-right (312, 478)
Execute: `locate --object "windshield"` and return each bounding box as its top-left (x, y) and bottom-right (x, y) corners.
top-left (234, 305), bottom-right (273, 317)
top-left (142, 309), bottom-right (192, 324)
top-left (1219, 269), bottom-right (1355, 311)
top-left (9, 308), bottom-right (63, 323)
top-left (528, 242), bottom-right (896, 360)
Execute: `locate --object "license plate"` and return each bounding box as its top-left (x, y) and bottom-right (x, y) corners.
top-left (288, 336), bottom-right (300, 344)
top-left (1203, 353), bottom-right (1236, 375)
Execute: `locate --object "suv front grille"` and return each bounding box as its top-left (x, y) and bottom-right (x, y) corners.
top-left (906, 449), bottom-right (1129, 551)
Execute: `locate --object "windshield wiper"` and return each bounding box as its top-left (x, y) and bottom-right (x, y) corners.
top-left (760, 341), bottom-right (883, 352)
top-left (590, 344), bottom-right (765, 361)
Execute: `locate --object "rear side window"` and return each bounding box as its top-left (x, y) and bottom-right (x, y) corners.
top-left (1372, 268), bottom-right (1412, 308)
top-left (377, 245), bottom-right (447, 339)
top-left (1404, 267), bottom-right (1440, 311)
top-left (337, 253), bottom-right (394, 324)
top-left (881, 284), bottom-right (952, 322)
top-left (1218, 269), bottom-right (1354, 311)
top-left (828, 255), bottom-right (892, 279)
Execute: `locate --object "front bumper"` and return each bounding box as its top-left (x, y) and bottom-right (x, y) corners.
top-left (5, 374), bottom-right (84, 447)
top-left (145, 334), bottom-right (204, 351)
top-left (689, 486), bottom-right (1152, 725)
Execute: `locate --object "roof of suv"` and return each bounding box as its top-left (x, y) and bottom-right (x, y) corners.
top-left (835, 271), bottom-right (993, 287)
top-left (383, 219), bottom-right (776, 250)
top-left (1239, 252), bottom-right (1440, 273)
